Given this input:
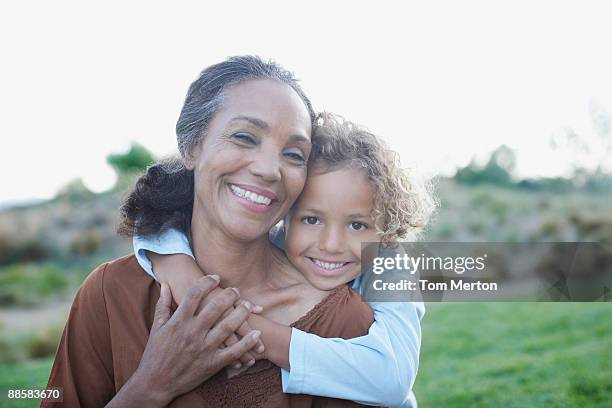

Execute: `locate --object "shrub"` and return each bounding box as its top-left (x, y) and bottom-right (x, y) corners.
top-left (454, 146), bottom-right (515, 187)
top-left (69, 231), bottom-right (101, 256)
top-left (0, 336), bottom-right (19, 364)
top-left (0, 237), bottom-right (52, 266)
top-left (0, 263), bottom-right (69, 306)
top-left (55, 178), bottom-right (95, 204)
top-left (24, 325), bottom-right (64, 359)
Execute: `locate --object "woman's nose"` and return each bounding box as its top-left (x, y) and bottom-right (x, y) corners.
top-left (319, 226), bottom-right (344, 254)
top-left (249, 149), bottom-right (281, 182)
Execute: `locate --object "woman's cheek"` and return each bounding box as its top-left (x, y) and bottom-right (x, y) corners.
top-left (283, 167), bottom-right (308, 206)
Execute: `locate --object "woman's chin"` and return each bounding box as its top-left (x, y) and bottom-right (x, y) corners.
top-left (222, 217), bottom-right (274, 242)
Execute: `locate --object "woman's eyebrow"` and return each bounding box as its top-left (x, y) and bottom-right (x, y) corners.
top-left (231, 115), bottom-right (270, 130)
top-left (289, 134), bottom-right (311, 144)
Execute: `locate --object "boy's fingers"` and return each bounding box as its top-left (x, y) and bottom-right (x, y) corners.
top-left (223, 332), bottom-right (255, 367)
top-left (217, 331), bottom-right (261, 368)
top-left (235, 321), bottom-right (265, 354)
top-left (173, 275), bottom-right (220, 321)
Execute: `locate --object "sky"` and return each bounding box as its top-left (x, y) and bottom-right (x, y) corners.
top-left (1, 1), bottom-right (611, 204)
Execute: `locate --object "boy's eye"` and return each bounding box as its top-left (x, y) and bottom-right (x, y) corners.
top-left (232, 133), bottom-right (256, 144)
top-left (350, 222), bottom-right (368, 231)
top-left (302, 216), bottom-right (321, 225)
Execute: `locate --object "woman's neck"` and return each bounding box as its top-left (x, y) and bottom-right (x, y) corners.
top-left (190, 213), bottom-right (276, 291)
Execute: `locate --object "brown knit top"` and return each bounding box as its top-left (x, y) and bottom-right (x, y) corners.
top-left (44, 255), bottom-right (374, 407)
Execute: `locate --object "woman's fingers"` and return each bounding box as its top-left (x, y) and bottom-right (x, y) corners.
top-left (204, 295), bottom-right (252, 348)
top-left (216, 330), bottom-right (261, 368)
top-left (152, 283), bottom-right (172, 332)
top-left (196, 287), bottom-right (240, 331)
top-left (218, 305), bottom-right (255, 368)
top-left (173, 275), bottom-right (220, 322)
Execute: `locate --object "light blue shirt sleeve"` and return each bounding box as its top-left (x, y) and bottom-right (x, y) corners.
top-left (133, 229), bottom-right (194, 280)
top-left (280, 276), bottom-right (425, 407)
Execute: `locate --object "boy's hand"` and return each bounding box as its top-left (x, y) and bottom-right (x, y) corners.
top-left (148, 252), bottom-right (265, 370)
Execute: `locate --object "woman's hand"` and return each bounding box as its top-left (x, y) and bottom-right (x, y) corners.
top-left (108, 275), bottom-right (261, 407)
top-left (149, 252), bottom-right (265, 368)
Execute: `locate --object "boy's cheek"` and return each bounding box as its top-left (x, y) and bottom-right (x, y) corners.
top-left (284, 225), bottom-right (307, 257)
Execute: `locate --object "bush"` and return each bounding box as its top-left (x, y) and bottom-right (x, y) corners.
top-left (24, 325), bottom-right (63, 359)
top-left (0, 236), bottom-right (52, 266)
top-left (69, 231), bottom-right (101, 256)
top-left (0, 263), bottom-right (69, 306)
top-left (0, 324), bottom-right (64, 363)
top-left (454, 146), bottom-right (515, 187)
top-left (0, 334), bottom-right (19, 364)
top-left (55, 178), bottom-right (95, 204)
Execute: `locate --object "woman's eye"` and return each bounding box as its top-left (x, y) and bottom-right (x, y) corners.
top-left (232, 133), bottom-right (256, 144)
top-left (350, 222), bottom-right (368, 231)
top-left (302, 216), bottom-right (320, 225)
top-left (284, 151), bottom-right (306, 162)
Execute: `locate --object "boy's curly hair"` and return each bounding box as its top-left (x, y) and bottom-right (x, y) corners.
top-left (309, 113), bottom-right (437, 243)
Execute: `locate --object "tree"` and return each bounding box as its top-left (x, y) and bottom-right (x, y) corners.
top-left (454, 145), bottom-right (516, 187)
top-left (106, 142), bottom-right (155, 175)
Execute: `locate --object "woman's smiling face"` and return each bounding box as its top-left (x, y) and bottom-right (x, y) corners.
top-left (186, 79), bottom-right (312, 242)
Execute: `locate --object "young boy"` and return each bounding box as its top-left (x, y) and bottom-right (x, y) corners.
top-left (134, 113), bottom-right (435, 406)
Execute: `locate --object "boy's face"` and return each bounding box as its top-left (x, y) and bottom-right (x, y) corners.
top-left (285, 166), bottom-right (380, 291)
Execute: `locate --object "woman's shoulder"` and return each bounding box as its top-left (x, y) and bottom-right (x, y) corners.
top-left (294, 285), bottom-right (374, 340)
top-left (96, 254), bottom-right (155, 288)
top-left (78, 254), bottom-right (159, 317)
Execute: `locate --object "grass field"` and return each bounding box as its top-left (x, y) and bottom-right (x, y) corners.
top-left (414, 303), bottom-right (612, 407)
top-left (0, 303), bottom-right (609, 407)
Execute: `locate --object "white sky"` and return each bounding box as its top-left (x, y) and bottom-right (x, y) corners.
top-left (2, 1), bottom-right (612, 204)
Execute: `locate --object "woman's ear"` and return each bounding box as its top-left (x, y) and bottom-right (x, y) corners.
top-left (183, 139), bottom-right (204, 170)
top-left (183, 157), bottom-right (195, 171)
top-left (182, 150), bottom-right (197, 171)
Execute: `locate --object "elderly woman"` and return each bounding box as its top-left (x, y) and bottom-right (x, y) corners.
top-left (45, 56), bottom-right (424, 407)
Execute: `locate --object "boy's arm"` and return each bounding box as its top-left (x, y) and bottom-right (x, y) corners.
top-left (247, 315), bottom-right (291, 368)
top-left (135, 230), bottom-right (423, 406)
top-left (281, 300), bottom-right (424, 408)
top-left (133, 230), bottom-right (265, 369)
top-left (133, 229), bottom-right (195, 280)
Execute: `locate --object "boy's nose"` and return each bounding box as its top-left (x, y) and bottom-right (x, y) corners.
top-left (319, 226), bottom-right (343, 254)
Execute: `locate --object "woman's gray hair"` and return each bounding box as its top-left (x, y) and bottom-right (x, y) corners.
top-left (119, 56), bottom-right (315, 237)
top-left (176, 55), bottom-right (316, 159)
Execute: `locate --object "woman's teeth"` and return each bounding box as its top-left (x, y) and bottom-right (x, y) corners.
top-left (230, 185), bottom-right (272, 206)
top-left (312, 259), bottom-right (346, 270)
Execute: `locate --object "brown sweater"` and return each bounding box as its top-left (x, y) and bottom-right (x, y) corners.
top-left (43, 255), bottom-right (374, 407)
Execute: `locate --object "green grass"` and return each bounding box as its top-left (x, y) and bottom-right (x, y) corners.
top-left (0, 304), bottom-right (610, 407)
top-left (0, 358), bottom-right (53, 408)
top-left (414, 303), bottom-right (612, 407)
